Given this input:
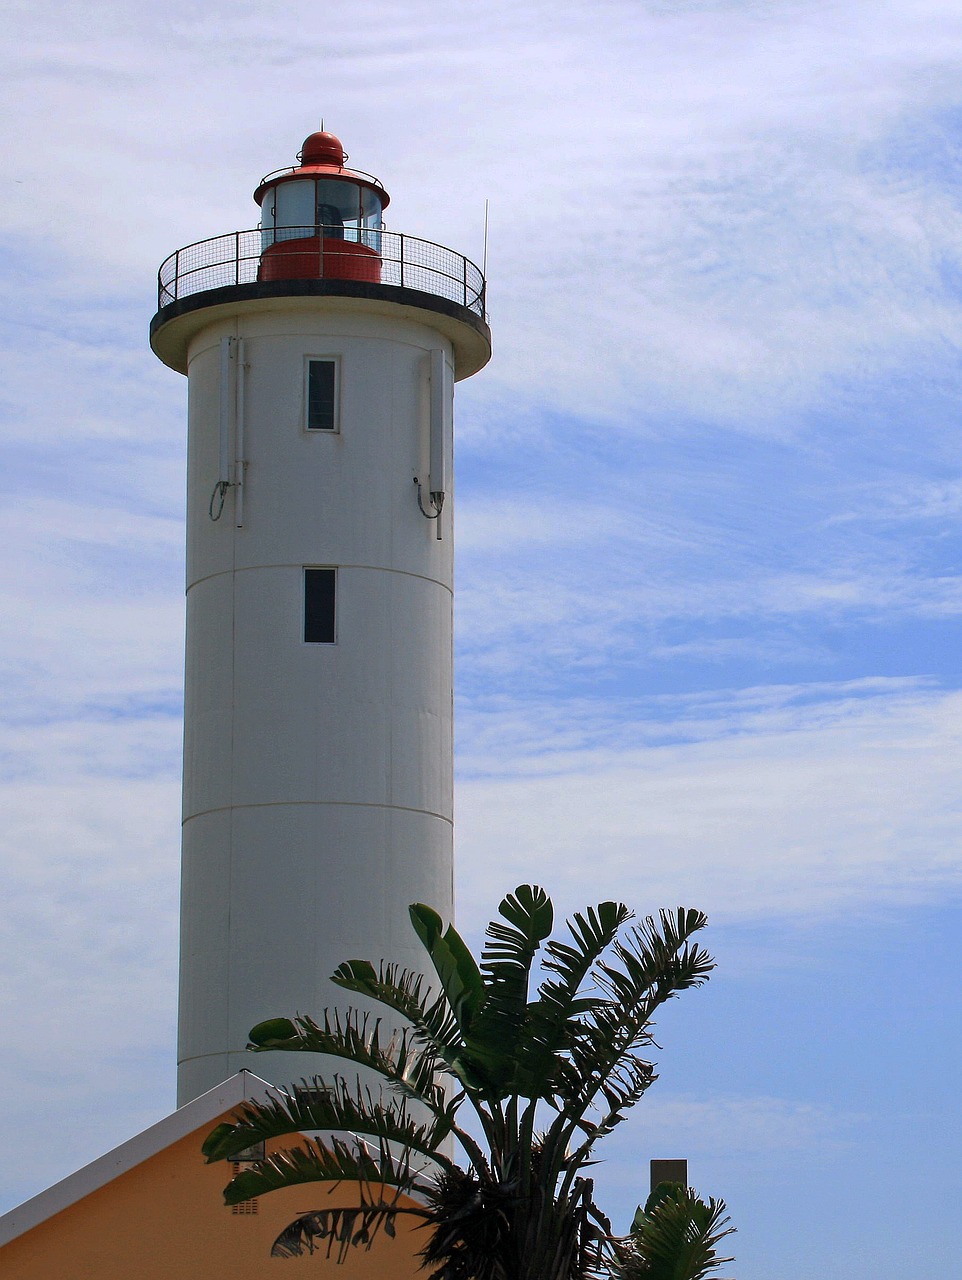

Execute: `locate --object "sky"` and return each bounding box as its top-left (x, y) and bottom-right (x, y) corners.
top-left (2, 1), bottom-right (961, 1276)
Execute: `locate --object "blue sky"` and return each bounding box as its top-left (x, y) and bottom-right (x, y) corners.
top-left (2, 2), bottom-right (961, 1276)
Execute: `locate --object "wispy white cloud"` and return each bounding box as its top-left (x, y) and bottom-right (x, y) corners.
top-left (593, 1090), bottom-right (867, 1229)
top-left (0, 519), bottom-right (183, 720)
top-left (455, 680), bottom-right (962, 924)
top-left (608, 1092), bottom-right (863, 1159)
top-left (455, 558), bottom-right (962, 679)
top-left (0, 775), bottom-right (180, 1206)
top-left (829, 475), bottom-right (962, 525)
top-left (5, 1), bottom-right (962, 428)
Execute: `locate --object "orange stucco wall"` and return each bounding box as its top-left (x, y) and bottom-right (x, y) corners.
top-left (1, 1113), bottom-right (426, 1280)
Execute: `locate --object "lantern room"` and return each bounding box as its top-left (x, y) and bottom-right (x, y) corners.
top-left (254, 130), bottom-right (389, 284)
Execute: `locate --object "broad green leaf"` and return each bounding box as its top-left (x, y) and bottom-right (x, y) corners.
top-left (465, 885), bottom-right (555, 1093)
top-left (203, 1077), bottom-right (456, 1170)
top-left (248, 1017), bottom-right (299, 1049)
top-left (409, 903), bottom-right (485, 1031)
top-left (512, 900), bottom-right (631, 1094)
top-left (245, 1009), bottom-right (447, 1114)
top-left (222, 1134), bottom-right (419, 1204)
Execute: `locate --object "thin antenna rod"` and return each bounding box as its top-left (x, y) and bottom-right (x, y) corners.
top-left (482, 199), bottom-right (489, 278)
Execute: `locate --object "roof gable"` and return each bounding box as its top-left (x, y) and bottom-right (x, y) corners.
top-left (0, 1070), bottom-right (273, 1247)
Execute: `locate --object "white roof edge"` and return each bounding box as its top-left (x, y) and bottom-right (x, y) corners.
top-left (0, 1070), bottom-right (276, 1248)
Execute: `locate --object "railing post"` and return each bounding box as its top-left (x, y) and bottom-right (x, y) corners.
top-left (399, 233), bottom-right (404, 290)
top-left (174, 249), bottom-right (181, 302)
top-left (234, 232), bottom-right (240, 286)
top-left (462, 255), bottom-right (468, 307)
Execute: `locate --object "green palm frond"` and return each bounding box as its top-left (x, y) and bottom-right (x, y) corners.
top-left (409, 902), bottom-right (486, 1033)
top-left (540, 902), bottom-right (632, 1013)
top-left (202, 1076), bottom-right (457, 1172)
top-left (511, 901), bottom-right (631, 1095)
top-left (597, 911), bottom-right (713, 1011)
top-left (592, 1053), bottom-right (656, 1127)
top-left (330, 958), bottom-right (485, 1088)
top-left (219, 1132), bottom-right (427, 1205)
top-left (246, 1008), bottom-right (447, 1112)
top-left (466, 886), bottom-right (554, 1091)
top-left (331, 959), bottom-right (444, 1030)
top-left (564, 1002), bottom-right (655, 1095)
top-left (562, 1055), bottom-right (657, 1173)
top-left (549, 911), bottom-right (710, 1127)
top-left (614, 1184), bottom-right (735, 1280)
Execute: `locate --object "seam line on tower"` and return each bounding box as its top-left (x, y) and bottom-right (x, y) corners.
top-left (185, 561), bottom-right (454, 596)
top-left (182, 799), bottom-right (455, 825)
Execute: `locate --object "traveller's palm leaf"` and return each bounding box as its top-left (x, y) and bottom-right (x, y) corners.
top-left (202, 1076), bottom-right (457, 1172)
top-left (562, 910), bottom-right (713, 1118)
top-left (245, 1008), bottom-right (448, 1112)
top-left (511, 900), bottom-right (631, 1097)
top-left (465, 885), bottom-right (555, 1096)
top-left (330, 958), bottom-right (486, 1090)
top-left (217, 1132), bottom-right (427, 1205)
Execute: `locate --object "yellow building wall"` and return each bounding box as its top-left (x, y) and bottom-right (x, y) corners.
top-left (1, 1116), bottom-right (425, 1280)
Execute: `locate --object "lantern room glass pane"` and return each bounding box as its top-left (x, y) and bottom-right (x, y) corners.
top-left (360, 186), bottom-right (381, 221)
top-left (359, 186), bottom-right (384, 250)
top-left (316, 179), bottom-right (360, 240)
top-left (259, 177), bottom-right (383, 253)
top-left (259, 189), bottom-right (276, 251)
top-left (275, 180), bottom-right (315, 242)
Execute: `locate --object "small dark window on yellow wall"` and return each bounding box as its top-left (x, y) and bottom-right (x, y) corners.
top-left (304, 568), bottom-right (336, 644)
top-left (307, 360), bottom-right (337, 431)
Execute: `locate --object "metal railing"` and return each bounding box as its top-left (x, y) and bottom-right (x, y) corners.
top-left (257, 165), bottom-right (387, 195)
top-left (157, 227), bottom-right (485, 317)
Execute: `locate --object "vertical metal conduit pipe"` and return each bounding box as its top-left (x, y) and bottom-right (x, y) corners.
top-left (234, 338), bottom-right (246, 528)
top-left (218, 337), bottom-right (233, 486)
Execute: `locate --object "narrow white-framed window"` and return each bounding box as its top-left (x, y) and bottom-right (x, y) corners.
top-left (303, 567), bottom-right (336, 644)
top-left (305, 358), bottom-right (339, 432)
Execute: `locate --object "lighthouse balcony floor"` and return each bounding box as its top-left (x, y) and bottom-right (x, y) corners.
top-left (150, 227), bottom-right (491, 378)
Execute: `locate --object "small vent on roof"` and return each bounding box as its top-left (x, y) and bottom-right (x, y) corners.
top-left (230, 1160), bottom-right (260, 1215)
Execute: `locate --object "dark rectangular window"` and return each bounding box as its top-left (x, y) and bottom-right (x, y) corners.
top-left (307, 360), bottom-right (337, 431)
top-left (304, 568), bottom-right (336, 643)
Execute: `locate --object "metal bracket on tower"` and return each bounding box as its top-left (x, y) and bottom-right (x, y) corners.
top-left (413, 348), bottom-right (450, 540)
top-left (209, 336), bottom-right (248, 524)
top-left (414, 476), bottom-right (445, 539)
top-left (209, 479), bottom-right (231, 521)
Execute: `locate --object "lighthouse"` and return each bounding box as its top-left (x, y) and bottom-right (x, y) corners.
top-left (150, 130), bottom-right (491, 1106)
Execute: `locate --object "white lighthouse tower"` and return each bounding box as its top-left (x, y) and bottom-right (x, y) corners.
top-left (150, 130), bottom-right (491, 1106)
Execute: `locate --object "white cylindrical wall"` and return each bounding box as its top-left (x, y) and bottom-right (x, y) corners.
top-left (177, 302), bottom-right (456, 1105)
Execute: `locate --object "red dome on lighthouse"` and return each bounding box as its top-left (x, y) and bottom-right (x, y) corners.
top-left (253, 129), bottom-right (389, 211)
top-left (299, 130), bottom-right (345, 168)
